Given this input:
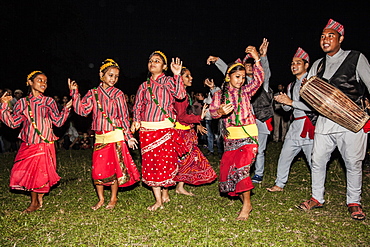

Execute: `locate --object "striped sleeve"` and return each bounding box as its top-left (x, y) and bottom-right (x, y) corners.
top-left (47, 97), bottom-right (71, 127)
top-left (245, 63), bottom-right (265, 96)
top-left (0, 101), bottom-right (24, 129)
top-left (71, 89), bottom-right (94, 117)
top-left (114, 90), bottom-right (133, 140)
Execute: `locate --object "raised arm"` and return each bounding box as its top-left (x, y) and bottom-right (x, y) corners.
top-left (48, 98), bottom-right (72, 127)
top-left (68, 79), bottom-right (94, 117)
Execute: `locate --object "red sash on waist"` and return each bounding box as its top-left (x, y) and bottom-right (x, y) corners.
top-left (253, 116), bottom-right (273, 131)
top-left (265, 117), bottom-right (273, 131)
top-left (363, 119), bottom-right (370, 133)
top-left (294, 116), bottom-right (315, 139)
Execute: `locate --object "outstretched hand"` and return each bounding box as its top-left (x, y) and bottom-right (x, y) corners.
top-left (170, 57), bottom-right (183, 75)
top-left (217, 103), bottom-right (234, 116)
top-left (0, 92), bottom-right (12, 104)
top-left (204, 78), bottom-right (215, 89)
top-left (200, 104), bottom-right (209, 119)
top-left (68, 78), bottom-right (78, 90)
top-left (259, 38), bottom-right (269, 57)
top-left (206, 56), bottom-right (219, 65)
top-left (196, 124), bottom-right (207, 135)
top-left (128, 138), bottom-right (138, 150)
top-left (245, 46), bottom-right (260, 62)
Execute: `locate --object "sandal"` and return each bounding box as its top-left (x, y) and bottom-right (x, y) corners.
top-left (297, 197), bottom-right (323, 211)
top-left (348, 203), bottom-right (366, 221)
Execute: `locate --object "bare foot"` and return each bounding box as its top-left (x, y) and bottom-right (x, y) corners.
top-left (236, 207), bottom-right (252, 221)
top-left (22, 204), bottom-right (41, 213)
top-left (38, 193), bottom-right (44, 208)
top-left (91, 200), bottom-right (104, 211)
top-left (176, 189), bottom-right (195, 196)
top-left (147, 203), bottom-right (163, 211)
top-left (105, 199), bottom-right (117, 210)
top-left (162, 197), bottom-right (171, 203)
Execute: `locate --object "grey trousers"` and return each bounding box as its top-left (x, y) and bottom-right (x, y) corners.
top-left (275, 139), bottom-right (313, 188)
top-left (254, 133), bottom-right (269, 177)
top-left (311, 131), bottom-right (367, 205)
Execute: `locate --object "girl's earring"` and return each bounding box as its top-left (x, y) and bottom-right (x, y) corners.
top-left (225, 76), bottom-right (230, 82)
top-left (100, 78), bottom-right (104, 82)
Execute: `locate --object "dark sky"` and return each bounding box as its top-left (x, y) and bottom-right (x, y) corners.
top-left (1, 0), bottom-right (369, 97)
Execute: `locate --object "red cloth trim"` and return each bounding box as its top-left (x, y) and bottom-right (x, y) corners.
top-left (10, 142), bottom-right (60, 193)
top-left (265, 117), bottom-right (273, 131)
top-left (219, 144), bottom-right (258, 197)
top-left (92, 141), bottom-right (140, 187)
top-left (295, 116), bottom-right (315, 139)
top-left (363, 119), bottom-right (370, 133)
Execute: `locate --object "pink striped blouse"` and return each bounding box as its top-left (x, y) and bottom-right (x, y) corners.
top-left (210, 64), bottom-right (264, 127)
top-left (70, 84), bottom-right (133, 140)
top-left (0, 94), bottom-right (71, 144)
top-left (133, 74), bottom-right (186, 123)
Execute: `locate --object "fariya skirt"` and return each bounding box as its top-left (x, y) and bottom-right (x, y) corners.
top-left (10, 142), bottom-right (60, 193)
top-left (140, 127), bottom-right (189, 187)
top-left (174, 129), bottom-right (217, 185)
top-left (219, 137), bottom-right (258, 196)
top-left (92, 140), bottom-right (140, 187)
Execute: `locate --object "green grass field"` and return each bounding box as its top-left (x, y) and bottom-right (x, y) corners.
top-left (0, 142), bottom-right (369, 246)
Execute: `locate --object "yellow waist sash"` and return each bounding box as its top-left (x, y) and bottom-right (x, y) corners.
top-left (95, 129), bottom-right (124, 144)
top-left (141, 118), bottom-right (174, 129)
top-left (175, 122), bottom-right (191, 130)
top-left (227, 124), bottom-right (258, 139)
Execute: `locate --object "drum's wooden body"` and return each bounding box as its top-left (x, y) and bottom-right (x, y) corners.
top-left (299, 76), bottom-right (369, 133)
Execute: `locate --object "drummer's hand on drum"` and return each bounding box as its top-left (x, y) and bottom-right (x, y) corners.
top-left (217, 103), bottom-right (234, 116)
top-left (274, 93), bottom-right (293, 106)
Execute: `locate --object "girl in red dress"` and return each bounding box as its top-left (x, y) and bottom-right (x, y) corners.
top-left (209, 46), bottom-right (264, 220)
top-left (68, 59), bottom-right (140, 210)
top-left (173, 67), bottom-right (217, 195)
top-left (131, 51), bottom-right (187, 211)
top-left (0, 71), bottom-right (72, 212)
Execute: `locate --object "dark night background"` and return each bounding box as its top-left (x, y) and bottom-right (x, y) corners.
top-left (1, 0), bottom-right (369, 97)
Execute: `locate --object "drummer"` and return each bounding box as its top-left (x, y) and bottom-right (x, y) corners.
top-left (267, 48), bottom-right (316, 192)
top-left (298, 19), bottom-right (370, 221)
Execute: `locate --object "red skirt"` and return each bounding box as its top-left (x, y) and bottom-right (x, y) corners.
top-left (174, 129), bottom-right (217, 185)
top-left (92, 141), bottom-right (140, 187)
top-left (219, 139), bottom-right (258, 196)
top-left (140, 128), bottom-right (189, 187)
top-left (10, 142), bottom-right (60, 193)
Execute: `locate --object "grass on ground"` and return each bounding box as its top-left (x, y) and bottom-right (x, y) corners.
top-left (0, 142), bottom-right (369, 246)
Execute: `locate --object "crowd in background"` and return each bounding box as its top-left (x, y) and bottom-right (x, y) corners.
top-left (0, 85), bottom-right (290, 154)
top-left (1, 85), bottom-right (369, 176)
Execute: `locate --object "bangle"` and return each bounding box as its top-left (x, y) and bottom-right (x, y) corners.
top-left (254, 58), bottom-right (261, 63)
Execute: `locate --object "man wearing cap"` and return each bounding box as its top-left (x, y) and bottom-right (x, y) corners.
top-left (298, 19), bottom-right (370, 221)
top-left (267, 48), bottom-right (316, 192)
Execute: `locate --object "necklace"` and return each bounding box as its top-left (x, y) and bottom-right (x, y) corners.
top-left (26, 96), bottom-right (53, 143)
top-left (224, 88), bottom-right (258, 144)
top-left (146, 78), bottom-right (175, 123)
top-left (93, 88), bottom-right (123, 130)
top-left (187, 93), bottom-right (193, 106)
